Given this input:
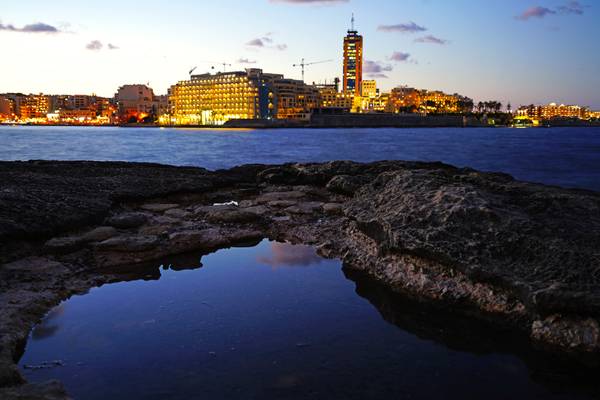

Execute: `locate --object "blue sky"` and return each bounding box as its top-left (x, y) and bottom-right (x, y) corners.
top-left (1, 0), bottom-right (598, 108)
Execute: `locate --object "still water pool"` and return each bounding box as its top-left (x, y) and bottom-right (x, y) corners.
top-left (19, 240), bottom-right (600, 399)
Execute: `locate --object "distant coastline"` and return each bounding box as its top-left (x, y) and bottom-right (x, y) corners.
top-left (2, 120), bottom-right (599, 129)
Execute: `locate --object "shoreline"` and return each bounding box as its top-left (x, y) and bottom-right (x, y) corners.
top-left (1, 159), bottom-right (599, 397)
top-left (2, 121), bottom-right (599, 129)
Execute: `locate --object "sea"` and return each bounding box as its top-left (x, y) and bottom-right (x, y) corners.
top-left (1, 125), bottom-right (599, 191)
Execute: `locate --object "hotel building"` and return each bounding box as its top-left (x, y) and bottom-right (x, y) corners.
top-left (167, 69), bottom-right (320, 125)
top-left (343, 16), bottom-right (363, 96)
top-left (168, 69), bottom-right (276, 125)
top-left (517, 103), bottom-right (591, 120)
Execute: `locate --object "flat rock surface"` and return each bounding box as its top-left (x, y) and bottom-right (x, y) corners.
top-left (344, 167), bottom-right (600, 316)
top-left (0, 161), bottom-right (214, 242)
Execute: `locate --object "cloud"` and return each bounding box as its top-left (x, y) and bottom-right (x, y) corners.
top-left (85, 40), bottom-right (103, 51)
top-left (516, 2), bottom-right (588, 21)
top-left (377, 22), bottom-right (427, 33)
top-left (237, 58), bottom-right (257, 64)
top-left (368, 73), bottom-right (389, 79)
top-left (557, 1), bottom-right (586, 15)
top-left (257, 242), bottom-right (323, 269)
top-left (414, 35), bottom-right (449, 45)
top-left (390, 52), bottom-right (410, 62)
top-left (364, 60), bottom-right (393, 73)
top-left (246, 38), bottom-right (266, 47)
top-left (0, 21), bottom-right (60, 33)
top-left (246, 33), bottom-right (287, 51)
top-left (107, 43), bottom-right (119, 50)
top-left (516, 6), bottom-right (556, 20)
top-left (364, 60), bottom-right (393, 78)
top-left (389, 52), bottom-right (412, 62)
top-left (269, 0), bottom-right (348, 4)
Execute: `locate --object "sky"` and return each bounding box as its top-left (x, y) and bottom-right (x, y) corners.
top-left (1, 0), bottom-right (599, 108)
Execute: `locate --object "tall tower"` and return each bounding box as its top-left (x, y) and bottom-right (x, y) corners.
top-left (343, 14), bottom-right (363, 96)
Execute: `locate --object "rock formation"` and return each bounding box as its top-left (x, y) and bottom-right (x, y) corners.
top-left (1, 160), bottom-right (599, 398)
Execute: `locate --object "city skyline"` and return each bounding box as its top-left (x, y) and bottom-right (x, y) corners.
top-left (1, 0), bottom-right (599, 108)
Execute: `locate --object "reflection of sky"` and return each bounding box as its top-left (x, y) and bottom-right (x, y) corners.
top-left (256, 242), bottom-right (323, 269)
top-left (18, 239), bottom-right (591, 399)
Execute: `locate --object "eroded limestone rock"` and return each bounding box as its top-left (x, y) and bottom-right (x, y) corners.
top-left (140, 203), bottom-right (179, 213)
top-left (532, 316), bottom-right (600, 353)
top-left (106, 212), bottom-right (148, 229)
top-left (94, 235), bottom-right (160, 253)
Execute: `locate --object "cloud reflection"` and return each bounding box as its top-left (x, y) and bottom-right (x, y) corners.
top-left (257, 242), bottom-right (323, 268)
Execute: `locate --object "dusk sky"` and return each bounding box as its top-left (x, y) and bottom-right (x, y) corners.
top-left (1, 0), bottom-right (599, 108)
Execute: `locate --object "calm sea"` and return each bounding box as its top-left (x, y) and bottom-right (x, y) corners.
top-left (1, 125), bottom-right (599, 190)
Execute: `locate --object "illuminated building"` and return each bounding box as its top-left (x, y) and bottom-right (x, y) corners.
top-left (357, 92), bottom-right (389, 113)
top-left (371, 93), bottom-right (389, 112)
top-left (67, 95), bottom-right (93, 110)
top-left (115, 84), bottom-right (159, 123)
top-left (271, 78), bottom-right (320, 120)
top-left (168, 69), bottom-right (318, 125)
top-left (387, 87), bottom-right (421, 112)
top-left (517, 103), bottom-right (590, 120)
top-left (387, 87), bottom-right (473, 114)
top-left (361, 80), bottom-right (377, 98)
top-left (93, 98), bottom-right (117, 120)
top-left (343, 15), bottom-right (363, 96)
top-left (168, 69), bottom-right (276, 125)
top-left (316, 86), bottom-right (354, 110)
top-left (49, 109), bottom-right (97, 122)
top-left (45, 94), bottom-right (117, 124)
top-left (0, 97), bottom-right (15, 120)
top-left (19, 94), bottom-right (50, 119)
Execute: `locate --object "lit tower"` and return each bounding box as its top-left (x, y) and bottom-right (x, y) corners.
top-left (343, 14), bottom-right (363, 96)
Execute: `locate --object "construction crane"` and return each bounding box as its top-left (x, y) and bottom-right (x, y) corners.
top-left (216, 61), bottom-right (232, 72)
top-left (189, 61), bottom-right (232, 76)
top-left (292, 59), bottom-right (333, 82)
top-left (203, 61), bottom-right (232, 72)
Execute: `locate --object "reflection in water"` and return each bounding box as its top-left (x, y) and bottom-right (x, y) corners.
top-left (18, 240), bottom-right (600, 400)
top-left (344, 268), bottom-right (600, 398)
top-left (256, 242), bottom-right (323, 268)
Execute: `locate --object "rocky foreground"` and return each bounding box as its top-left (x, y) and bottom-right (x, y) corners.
top-left (1, 160), bottom-right (600, 398)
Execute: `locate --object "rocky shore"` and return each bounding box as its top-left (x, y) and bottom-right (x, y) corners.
top-left (1, 160), bottom-right (599, 398)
